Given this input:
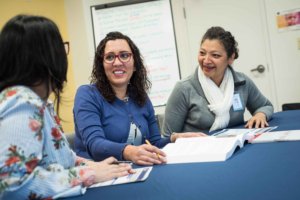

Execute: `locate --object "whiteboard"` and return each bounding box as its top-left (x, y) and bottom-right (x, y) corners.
top-left (91, 0), bottom-right (180, 107)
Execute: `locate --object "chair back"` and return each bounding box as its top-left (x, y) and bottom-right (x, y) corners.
top-left (282, 103), bottom-right (300, 111)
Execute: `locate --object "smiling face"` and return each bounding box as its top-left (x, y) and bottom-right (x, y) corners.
top-left (198, 39), bottom-right (234, 86)
top-left (103, 39), bottom-right (135, 90)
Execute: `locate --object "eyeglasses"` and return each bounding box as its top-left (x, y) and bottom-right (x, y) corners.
top-left (103, 52), bottom-right (132, 64)
top-left (64, 41), bottom-right (70, 55)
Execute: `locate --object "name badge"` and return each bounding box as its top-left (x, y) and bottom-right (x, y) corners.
top-left (232, 93), bottom-right (243, 111)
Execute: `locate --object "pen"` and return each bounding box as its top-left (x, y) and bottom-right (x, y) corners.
top-left (112, 160), bottom-right (133, 165)
top-left (145, 139), bottom-right (161, 159)
top-left (212, 129), bottom-right (227, 136)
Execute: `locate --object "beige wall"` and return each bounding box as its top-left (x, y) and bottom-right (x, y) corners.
top-left (0, 0), bottom-right (76, 133)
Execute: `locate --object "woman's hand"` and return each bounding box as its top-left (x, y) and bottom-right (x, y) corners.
top-left (86, 157), bottom-right (134, 183)
top-left (245, 112), bottom-right (268, 129)
top-left (170, 132), bottom-right (207, 143)
top-left (123, 144), bottom-right (166, 165)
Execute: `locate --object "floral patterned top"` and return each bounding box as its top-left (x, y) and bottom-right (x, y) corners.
top-left (0, 86), bottom-right (96, 199)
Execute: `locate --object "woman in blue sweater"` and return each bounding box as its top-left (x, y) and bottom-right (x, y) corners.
top-left (73, 32), bottom-right (201, 165)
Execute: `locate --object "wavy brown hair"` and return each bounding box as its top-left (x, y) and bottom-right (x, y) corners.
top-left (90, 32), bottom-right (151, 106)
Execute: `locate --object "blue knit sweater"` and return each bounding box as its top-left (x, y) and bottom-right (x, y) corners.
top-left (73, 84), bottom-right (170, 161)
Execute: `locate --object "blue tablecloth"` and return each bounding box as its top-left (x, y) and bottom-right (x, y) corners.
top-left (65, 110), bottom-right (300, 200)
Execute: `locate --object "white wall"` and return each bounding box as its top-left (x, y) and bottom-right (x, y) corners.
top-left (264, 0), bottom-right (300, 108)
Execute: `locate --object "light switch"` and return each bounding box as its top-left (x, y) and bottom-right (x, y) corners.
top-left (298, 38), bottom-right (300, 50)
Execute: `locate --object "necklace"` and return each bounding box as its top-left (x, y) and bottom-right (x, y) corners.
top-left (123, 96), bottom-right (129, 102)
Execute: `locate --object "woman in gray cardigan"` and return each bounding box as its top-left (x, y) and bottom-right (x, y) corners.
top-left (163, 26), bottom-right (273, 136)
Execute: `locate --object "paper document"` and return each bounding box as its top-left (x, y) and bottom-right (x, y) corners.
top-left (90, 167), bottom-right (152, 188)
top-left (213, 126), bottom-right (277, 138)
top-left (251, 130), bottom-right (300, 143)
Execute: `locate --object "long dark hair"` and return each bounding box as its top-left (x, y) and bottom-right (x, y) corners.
top-left (91, 31), bottom-right (151, 106)
top-left (201, 26), bottom-right (239, 59)
top-left (0, 14), bottom-right (68, 113)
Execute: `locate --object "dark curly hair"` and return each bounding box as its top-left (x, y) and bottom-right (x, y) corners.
top-left (201, 26), bottom-right (239, 59)
top-left (91, 31), bottom-right (151, 106)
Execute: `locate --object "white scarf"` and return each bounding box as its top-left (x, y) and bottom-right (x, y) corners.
top-left (198, 67), bottom-right (234, 132)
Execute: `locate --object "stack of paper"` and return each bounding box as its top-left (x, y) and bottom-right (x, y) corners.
top-left (250, 130), bottom-right (300, 143)
top-left (212, 126), bottom-right (278, 139)
top-left (90, 167), bottom-right (152, 187)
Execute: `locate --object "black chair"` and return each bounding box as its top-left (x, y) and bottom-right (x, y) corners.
top-left (282, 103), bottom-right (300, 111)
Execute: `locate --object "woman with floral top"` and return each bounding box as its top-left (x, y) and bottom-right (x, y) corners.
top-left (0, 14), bottom-right (132, 199)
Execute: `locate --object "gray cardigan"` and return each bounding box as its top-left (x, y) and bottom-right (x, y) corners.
top-left (162, 67), bottom-right (274, 136)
